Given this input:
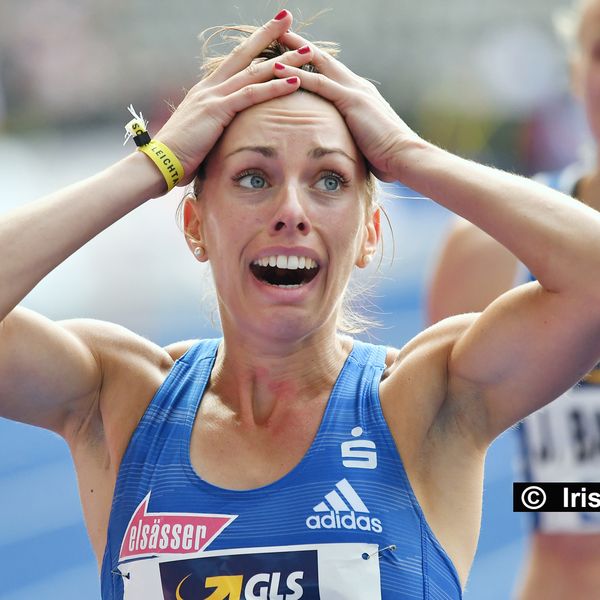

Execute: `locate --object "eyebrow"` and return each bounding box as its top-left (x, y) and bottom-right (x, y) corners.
top-left (309, 147), bottom-right (357, 164)
top-left (225, 146), bottom-right (276, 159)
top-left (224, 145), bottom-right (357, 164)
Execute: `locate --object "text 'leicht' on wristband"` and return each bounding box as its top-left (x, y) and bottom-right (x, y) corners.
top-left (124, 105), bottom-right (184, 192)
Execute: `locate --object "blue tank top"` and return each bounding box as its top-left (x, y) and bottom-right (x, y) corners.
top-left (100, 338), bottom-right (462, 599)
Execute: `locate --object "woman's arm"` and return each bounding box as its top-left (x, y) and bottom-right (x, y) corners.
top-left (0, 155), bottom-right (163, 321)
top-left (396, 142), bottom-right (600, 439)
top-left (0, 154), bottom-right (162, 434)
top-left (272, 37), bottom-right (600, 443)
top-left (0, 10), bottom-right (310, 436)
top-left (394, 142), bottom-right (599, 295)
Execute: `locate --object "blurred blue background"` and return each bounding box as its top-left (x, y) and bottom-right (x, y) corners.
top-left (0, 0), bottom-right (587, 598)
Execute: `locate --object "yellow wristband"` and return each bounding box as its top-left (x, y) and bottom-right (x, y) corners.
top-left (138, 141), bottom-right (184, 191)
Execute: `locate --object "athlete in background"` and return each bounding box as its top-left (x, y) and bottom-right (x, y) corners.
top-left (428, 1), bottom-right (600, 598)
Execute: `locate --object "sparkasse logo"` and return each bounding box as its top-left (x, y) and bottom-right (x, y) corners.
top-left (305, 478), bottom-right (383, 533)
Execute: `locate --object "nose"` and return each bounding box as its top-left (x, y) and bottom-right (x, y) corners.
top-left (270, 184), bottom-right (311, 236)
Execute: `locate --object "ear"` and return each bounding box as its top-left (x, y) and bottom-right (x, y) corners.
top-left (356, 208), bottom-right (381, 268)
top-left (183, 195), bottom-right (208, 262)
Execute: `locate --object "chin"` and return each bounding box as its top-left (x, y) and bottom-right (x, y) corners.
top-left (264, 313), bottom-right (319, 342)
top-left (240, 308), bottom-right (332, 345)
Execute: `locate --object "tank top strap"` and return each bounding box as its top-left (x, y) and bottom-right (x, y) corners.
top-left (348, 338), bottom-right (388, 402)
top-left (119, 338), bottom-right (220, 470)
top-left (348, 337), bottom-right (388, 369)
top-left (177, 337), bottom-right (221, 366)
top-left (314, 338), bottom-right (388, 441)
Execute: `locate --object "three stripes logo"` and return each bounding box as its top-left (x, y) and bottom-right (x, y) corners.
top-left (305, 478), bottom-right (383, 533)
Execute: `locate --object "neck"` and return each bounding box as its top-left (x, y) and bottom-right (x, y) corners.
top-left (209, 322), bottom-right (352, 426)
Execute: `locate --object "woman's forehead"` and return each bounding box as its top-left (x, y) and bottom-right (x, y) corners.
top-left (216, 93), bottom-right (360, 159)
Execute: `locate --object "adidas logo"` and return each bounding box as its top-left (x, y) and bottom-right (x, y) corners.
top-left (305, 479), bottom-right (383, 533)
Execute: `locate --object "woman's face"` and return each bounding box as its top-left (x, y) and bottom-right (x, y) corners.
top-left (186, 92), bottom-right (378, 342)
top-left (575, 0), bottom-right (600, 141)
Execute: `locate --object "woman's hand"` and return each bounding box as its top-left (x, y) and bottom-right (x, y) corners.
top-left (273, 30), bottom-right (420, 183)
top-left (152, 10), bottom-right (313, 187)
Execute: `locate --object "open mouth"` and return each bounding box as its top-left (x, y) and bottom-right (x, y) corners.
top-left (250, 255), bottom-right (320, 288)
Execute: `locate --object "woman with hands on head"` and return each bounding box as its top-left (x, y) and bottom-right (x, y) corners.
top-left (2, 9), bottom-right (600, 600)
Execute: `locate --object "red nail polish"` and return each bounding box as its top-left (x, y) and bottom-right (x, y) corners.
top-left (274, 62), bottom-right (286, 70)
top-left (274, 9), bottom-right (288, 20)
top-left (286, 77), bottom-right (298, 85)
top-left (297, 45), bottom-right (310, 55)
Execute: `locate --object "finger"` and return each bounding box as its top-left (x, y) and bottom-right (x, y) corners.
top-left (278, 31), bottom-right (355, 83)
top-left (223, 76), bottom-right (302, 117)
top-left (278, 29), bottom-right (309, 50)
top-left (217, 44), bottom-right (314, 96)
top-left (210, 10), bottom-right (293, 84)
top-left (271, 63), bottom-right (349, 107)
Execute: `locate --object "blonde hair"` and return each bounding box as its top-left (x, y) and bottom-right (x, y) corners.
top-left (184, 24), bottom-right (383, 334)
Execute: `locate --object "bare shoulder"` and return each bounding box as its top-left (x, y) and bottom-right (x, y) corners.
top-left (379, 315), bottom-right (487, 583)
top-left (384, 313), bottom-right (478, 377)
top-left (60, 317), bottom-right (174, 375)
top-left (0, 307), bottom-right (183, 440)
top-left (65, 320), bottom-right (198, 365)
top-left (379, 314), bottom-right (479, 451)
top-left (55, 323), bottom-right (198, 561)
top-left (164, 339), bottom-right (201, 361)
top-left (59, 319), bottom-right (176, 450)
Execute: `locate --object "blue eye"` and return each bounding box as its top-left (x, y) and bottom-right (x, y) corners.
top-left (315, 172), bottom-right (346, 192)
top-left (238, 173), bottom-right (268, 189)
